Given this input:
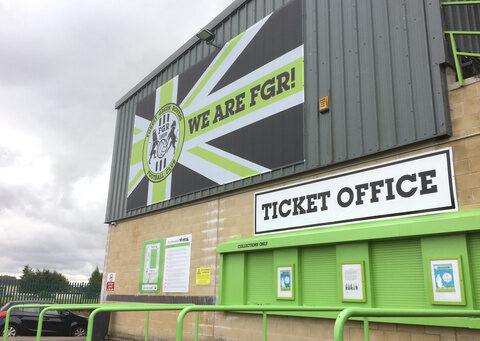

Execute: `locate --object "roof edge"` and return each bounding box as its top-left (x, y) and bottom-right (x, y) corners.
top-left (114, 0), bottom-right (248, 110)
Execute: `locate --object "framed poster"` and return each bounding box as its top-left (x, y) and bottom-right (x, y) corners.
top-left (429, 258), bottom-right (465, 305)
top-left (162, 234), bottom-right (192, 293)
top-left (276, 265), bottom-right (294, 300)
top-left (341, 262), bottom-right (366, 302)
top-left (138, 239), bottom-right (165, 292)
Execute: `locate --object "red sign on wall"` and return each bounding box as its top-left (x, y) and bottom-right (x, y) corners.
top-left (106, 272), bottom-right (116, 292)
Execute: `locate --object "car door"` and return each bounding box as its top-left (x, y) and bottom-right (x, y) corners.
top-left (17, 307), bottom-right (41, 334)
top-left (43, 310), bottom-right (68, 335)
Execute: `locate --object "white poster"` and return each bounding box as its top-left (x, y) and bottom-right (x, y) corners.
top-left (162, 234), bottom-right (192, 293)
top-left (342, 264), bottom-right (364, 301)
top-left (255, 148), bottom-right (457, 235)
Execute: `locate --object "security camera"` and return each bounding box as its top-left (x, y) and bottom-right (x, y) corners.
top-left (111, 222), bottom-right (117, 227)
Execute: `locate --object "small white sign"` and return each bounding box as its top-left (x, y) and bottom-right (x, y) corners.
top-left (342, 264), bottom-right (364, 301)
top-left (106, 272), bottom-right (116, 292)
top-left (162, 234), bottom-right (192, 293)
top-left (255, 148), bottom-right (457, 235)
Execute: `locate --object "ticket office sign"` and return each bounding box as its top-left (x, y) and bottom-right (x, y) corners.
top-left (255, 148), bottom-right (457, 235)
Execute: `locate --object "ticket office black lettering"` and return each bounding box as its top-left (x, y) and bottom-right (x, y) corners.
top-left (261, 170), bottom-right (438, 221)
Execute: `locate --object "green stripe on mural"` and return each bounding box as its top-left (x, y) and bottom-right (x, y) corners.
top-left (130, 140), bottom-right (144, 165)
top-left (184, 57), bottom-right (304, 142)
top-left (188, 146), bottom-right (259, 178)
top-left (134, 127), bottom-right (143, 135)
top-left (128, 169), bottom-right (144, 192)
top-left (181, 32), bottom-right (246, 110)
top-left (152, 180), bottom-right (167, 204)
top-left (159, 78), bottom-right (174, 108)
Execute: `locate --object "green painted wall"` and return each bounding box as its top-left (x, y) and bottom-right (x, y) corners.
top-left (218, 210), bottom-right (480, 328)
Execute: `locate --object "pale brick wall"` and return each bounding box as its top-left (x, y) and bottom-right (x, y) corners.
top-left (105, 79), bottom-right (480, 340)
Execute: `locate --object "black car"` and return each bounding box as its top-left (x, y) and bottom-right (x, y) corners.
top-left (0, 301), bottom-right (88, 337)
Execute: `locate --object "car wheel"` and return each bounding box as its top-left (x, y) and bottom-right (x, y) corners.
top-left (72, 326), bottom-right (86, 337)
top-left (6, 325), bottom-right (18, 337)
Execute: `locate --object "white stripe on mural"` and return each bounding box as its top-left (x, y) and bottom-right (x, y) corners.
top-left (132, 116), bottom-right (150, 144)
top-left (128, 162), bottom-right (145, 196)
top-left (197, 143), bottom-right (270, 174)
top-left (178, 151), bottom-right (240, 184)
top-left (180, 13), bottom-right (272, 112)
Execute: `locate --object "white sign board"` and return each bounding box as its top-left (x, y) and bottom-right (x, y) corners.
top-left (342, 264), bottom-right (364, 301)
top-left (106, 272), bottom-right (116, 292)
top-left (255, 148), bottom-right (457, 235)
top-left (162, 234), bottom-right (192, 293)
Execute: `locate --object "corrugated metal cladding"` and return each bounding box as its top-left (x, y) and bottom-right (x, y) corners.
top-left (442, 0), bottom-right (480, 56)
top-left (106, 0), bottom-right (450, 223)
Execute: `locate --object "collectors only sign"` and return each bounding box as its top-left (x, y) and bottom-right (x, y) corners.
top-left (127, 0), bottom-right (304, 209)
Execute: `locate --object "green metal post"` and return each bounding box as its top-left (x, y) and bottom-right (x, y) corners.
top-left (176, 305), bottom-right (344, 341)
top-left (443, 30), bottom-right (480, 87)
top-left (3, 304), bottom-right (51, 341)
top-left (449, 32), bottom-right (464, 86)
top-left (37, 304), bottom-right (111, 341)
top-left (441, 1), bottom-right (480, 5)
top-left (363, 318), bottom-right (369, 341)
top-left (334, 308), bottom-right (480, 341)
top-left (145, 311), bottom-right (150, 341)
top-left (263, 312), bottom-right (267, 341)
top-left (86, 304), bottom-right (193, 341)
top-left (195, 311), bottom-right (199, 341)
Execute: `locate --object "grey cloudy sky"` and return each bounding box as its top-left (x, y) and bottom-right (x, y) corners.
top-left (0, 0), bottom-right (234, 282)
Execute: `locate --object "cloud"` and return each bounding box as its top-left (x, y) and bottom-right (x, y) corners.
top-left (0, 0), bottom-right (234, 281)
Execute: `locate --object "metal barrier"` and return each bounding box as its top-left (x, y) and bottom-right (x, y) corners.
top-left (6, 302), bottom-right (480, 341)
top-left (86, 304), bottom-right (194, 341)
top-left (333, 307), bottom-right (480, 341)
top-left (175, 305), bottom-right (345, 341)
top-left (441, 1), bottom-right (480, 86)
top-left (2, 304), bottom-right (51, 340)
top-left (445, 31), bottom-right (480, 85)
top-left (36, 303), bottom-right (121, 341)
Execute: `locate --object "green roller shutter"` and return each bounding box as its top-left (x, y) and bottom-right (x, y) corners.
top-left (468, 232), bottom-right (480, 308)
top-left (247, 250), bottom-right (274, 305)
top-left (371, 238), bottom-right (426, 308)
top-left (300, 246), bottom-right (337, 305)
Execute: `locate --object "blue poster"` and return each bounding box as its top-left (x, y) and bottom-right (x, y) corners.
top-left (433, 263), bottom-right (455, 293)
top-left (280, 270), bottom-right (292, 291)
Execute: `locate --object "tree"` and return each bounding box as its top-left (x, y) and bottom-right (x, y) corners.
top-left (20, 265), bottom-right (35, 281)
top-left (88, 266), bottom-right (103, 287)
top-left (19, 265), bottom-right (69, 296)
top-left (20, 265), bottom-right (68, 285)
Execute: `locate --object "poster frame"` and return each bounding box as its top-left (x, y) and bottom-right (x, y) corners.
top-left (341, 261), bottom-right (366, 303)
top-left (428, 257), bottom-right (466, 305)
top-left (276, 264), bottom-right (295, 300)
top-left (138, 239), bottom-right (165, 293)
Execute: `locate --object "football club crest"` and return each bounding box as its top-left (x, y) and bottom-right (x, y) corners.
top-left (142, 103), bottom-right (185, 182)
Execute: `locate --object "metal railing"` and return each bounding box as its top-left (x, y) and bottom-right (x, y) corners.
top-left (441, 1), bottom-right (480, 86)
top-left (175, 305), bottom-right (344, 341)
top-left (86, 303), bottom-right (194, 341)
top-left (3, 302), bottom-right (480, 341)
top-left (333, 307), bottom-right (480, 341)
top-left (3, 304), bottom-right (51, 340)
